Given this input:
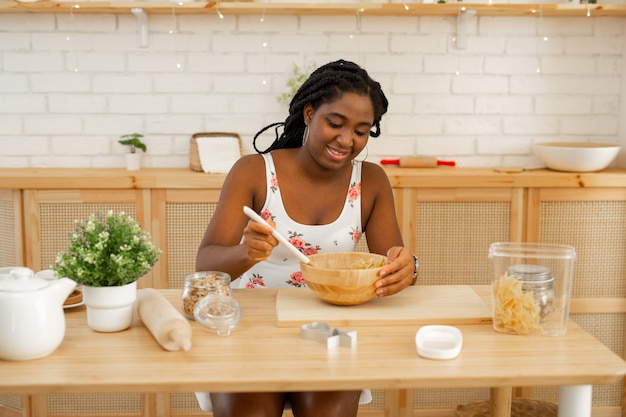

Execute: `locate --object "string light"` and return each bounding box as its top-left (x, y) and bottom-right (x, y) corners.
top-left (535, 4), bottom-right (547, 74)
top-left (216, 2), bottom-right (224, 19)
top-left (170, 2), bottom-right (183, 70)
top-left (68, 4), bottom-right (80, 72)
top-left (350, 8), bottom-right (362, 40)
top-left (260, 6), bottom-right (268, 86)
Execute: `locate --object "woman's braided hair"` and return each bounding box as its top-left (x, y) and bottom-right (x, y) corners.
top-left (253, 59), bottom-right (389, 154)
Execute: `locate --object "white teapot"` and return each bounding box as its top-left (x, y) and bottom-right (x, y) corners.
top-left (0, 267), bottom-right (76, 361)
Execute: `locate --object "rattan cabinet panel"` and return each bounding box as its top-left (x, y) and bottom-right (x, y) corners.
top-left (150, 189), bottom-right (221, 289)
top-left (0, 189), bottom-right (22, 268)
top-left (18, 190), bottom-right (152, 417)
top-left (525, 188), bottom-right (626, 412)
top-left (413, 188), bottom-right (523, 286)
top-left (22, 189), bottom-right (149, 278)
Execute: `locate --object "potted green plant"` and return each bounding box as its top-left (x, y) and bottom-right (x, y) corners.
top-left (53, 211), bottom-right (162, 332)
top-left (118, 133), bottom-right (147, 171)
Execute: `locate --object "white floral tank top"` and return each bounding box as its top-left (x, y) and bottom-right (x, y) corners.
top-left (237, 153), bottom-right (362, 288)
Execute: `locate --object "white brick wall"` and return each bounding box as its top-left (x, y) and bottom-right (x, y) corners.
top-left (0, 12), bottom-right (624, 168)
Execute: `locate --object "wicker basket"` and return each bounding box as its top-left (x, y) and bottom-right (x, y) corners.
top-left (189, 132), bottom-right (242, 172)
top-left (455, 398), bottom-right (557, 417)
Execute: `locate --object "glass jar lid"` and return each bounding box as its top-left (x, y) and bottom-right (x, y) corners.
top-left (184, 271), bottom-right (231, 288)
top-left (506, 264), bottom-right (553, 283)
top-left (194, 294), bottom-right (242, 336)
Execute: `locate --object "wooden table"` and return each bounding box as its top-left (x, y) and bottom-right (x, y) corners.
top-left (1, 287), bottom-right (625, 417)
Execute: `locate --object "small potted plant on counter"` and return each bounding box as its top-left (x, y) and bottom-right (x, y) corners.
top-left (119, 133), bottom-right (147, 171)
top-left (53, 211), bottom-right (162, 333)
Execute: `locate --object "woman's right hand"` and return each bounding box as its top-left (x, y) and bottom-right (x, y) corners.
top-left (241, 219), bottom-right (279, 262)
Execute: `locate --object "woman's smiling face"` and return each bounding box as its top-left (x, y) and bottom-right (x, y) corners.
top-left (304, 91), bottom-right (375, 167)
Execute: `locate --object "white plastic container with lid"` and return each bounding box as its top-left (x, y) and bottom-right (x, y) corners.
top-left (489, 242), bottom-right (576, 336)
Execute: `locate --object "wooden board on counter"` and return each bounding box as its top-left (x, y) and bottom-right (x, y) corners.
top-left (275, 285), bottom-right (492, 327)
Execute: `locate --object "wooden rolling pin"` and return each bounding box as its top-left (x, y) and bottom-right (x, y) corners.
top-left (136, 288), bottom-right (192, 352)
top-left (380, 157), bottom-right (456, 168)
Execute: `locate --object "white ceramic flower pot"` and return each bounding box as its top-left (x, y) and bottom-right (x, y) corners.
top-left (124, 153), bottom-right (142, 171)
top-left (82, 282), bottom-right (137, 332)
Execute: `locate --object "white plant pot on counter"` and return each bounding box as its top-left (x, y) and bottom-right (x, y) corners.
top-left (124, 153), bottom-right (142, 171)
top-left (82, 281), bottom-right (137, 332)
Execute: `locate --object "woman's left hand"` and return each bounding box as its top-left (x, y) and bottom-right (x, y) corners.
top-left (374, 247), bottom-right (415, 297)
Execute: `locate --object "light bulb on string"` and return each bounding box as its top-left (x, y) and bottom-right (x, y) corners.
top-left (169, 2), bottom-right (179, 34)
top-left (260, 37), bottom-right (269, 84)
top-left (259, 6), bottom-right (268, 87)
top-left (66, 4), bottom-right (77, 41)
top-left (403, 2), bottom-right (409, 11)
top-left (216, 2), bottom-right (224, 19)
top-left (350, 8), bottom-right (362, 40)
top-left (170, 2), bottom-right (183, 70)
top-left (535, 4), bottom-right (547, 74)
top-left (67, 4), bottom-right (80, 72)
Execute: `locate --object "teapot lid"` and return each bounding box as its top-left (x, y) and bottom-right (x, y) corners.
top-left (0, 267), bottom-right (48, 292)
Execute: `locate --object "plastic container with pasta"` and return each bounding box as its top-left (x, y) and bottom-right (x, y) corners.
top-left (488, 242), bottom-right (576, 336)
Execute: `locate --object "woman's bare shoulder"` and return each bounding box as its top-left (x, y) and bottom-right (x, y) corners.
top-left (223, 153), bottom-right (264, 180)
top-left (362, 161), bottom-right (390, 185)
top-left (220, 154), bottom-right (265, 192)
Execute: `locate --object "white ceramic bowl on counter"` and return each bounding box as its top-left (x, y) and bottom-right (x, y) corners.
top-left (533, 142), bottom-right (620, 172)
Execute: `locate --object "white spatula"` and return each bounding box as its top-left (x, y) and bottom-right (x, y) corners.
top-left (243, 206), bottom-right (311, 264)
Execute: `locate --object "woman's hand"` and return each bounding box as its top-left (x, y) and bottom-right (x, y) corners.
top-left (374, 247), bottom-right (415, 297)
top-left (241, 219), bottom-right (279, 262)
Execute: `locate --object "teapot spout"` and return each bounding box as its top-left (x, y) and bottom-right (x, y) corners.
top-left (48, 277), bottom-right (77, 304)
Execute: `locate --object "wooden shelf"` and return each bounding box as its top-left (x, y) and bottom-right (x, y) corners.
top-left (1, 1), bottom-right (625, 17)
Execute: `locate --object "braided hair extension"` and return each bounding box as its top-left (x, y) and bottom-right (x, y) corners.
top-left (253, 59), bottom-right (389, 154)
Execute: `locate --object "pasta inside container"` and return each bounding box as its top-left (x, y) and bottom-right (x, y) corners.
top-left (488, 242), bottom-right (576, 336)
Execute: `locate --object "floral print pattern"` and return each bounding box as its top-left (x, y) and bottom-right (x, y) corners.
top-left (261, 209), bottom-right (274, 223)
top-left (246, 273), bottom-right (266, 288)
top-left (287, 270), bottom-right (305, 287)
top-left (288, 230), bottom-right (321, 256)
top-left (270, 171), bottom-right (278, 193)
top-left (350, 227), bottom-right (361, 243)
top-left (348, 181), bottom-right (361, 208)
top-left (242, 155), bottom-right (363, 289)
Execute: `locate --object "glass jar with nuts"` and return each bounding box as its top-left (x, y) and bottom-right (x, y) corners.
top-left (181, 271), bottom-right (232, 320)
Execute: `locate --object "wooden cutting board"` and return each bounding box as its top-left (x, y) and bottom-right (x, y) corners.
top-left (275, 285), bottom-right (492, 327)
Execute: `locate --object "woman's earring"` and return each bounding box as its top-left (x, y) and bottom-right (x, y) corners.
top-left (354, 145), bottom-right (369, 163)
top-left (302, 125), bottom-right (310, 146)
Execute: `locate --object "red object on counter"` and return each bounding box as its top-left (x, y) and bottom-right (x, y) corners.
top-left (380, 157), bottom-right (456, 168)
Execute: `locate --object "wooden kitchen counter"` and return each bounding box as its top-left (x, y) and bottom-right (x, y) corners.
top-left (1, 167), bottom-right (626, 189)
top-left (2, 168), bottom-right (626, 416)
top-left (1, 287), bottom-right (624, 417)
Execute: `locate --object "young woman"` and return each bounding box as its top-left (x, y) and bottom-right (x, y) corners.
top-left (196, 59), bottom-right (418, 417)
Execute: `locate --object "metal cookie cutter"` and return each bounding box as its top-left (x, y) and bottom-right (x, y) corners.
top-left (300, 321), bottom-right (357, 349)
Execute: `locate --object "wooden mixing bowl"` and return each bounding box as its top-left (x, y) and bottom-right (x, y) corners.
top-left (300, 252), bottom-right (386, 306)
